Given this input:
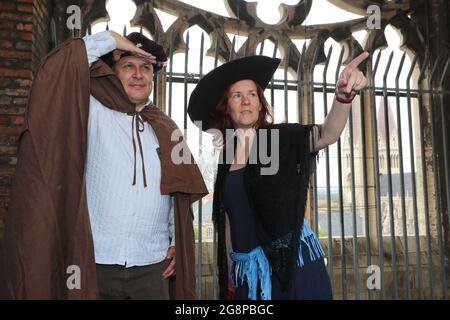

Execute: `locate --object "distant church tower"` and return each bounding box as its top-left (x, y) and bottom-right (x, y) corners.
top-left (342, 97), bottom-right (402, 235)
top-left (343, 97), bottom-right (399, 180)
top-left (376, 97), bottom-right (399, 175)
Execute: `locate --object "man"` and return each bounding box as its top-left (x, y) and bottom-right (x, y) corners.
top-left (3, 30), bottom-right (207, 299)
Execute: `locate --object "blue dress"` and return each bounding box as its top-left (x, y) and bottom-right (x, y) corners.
top-left (223, 167), bottom-right (332, 300)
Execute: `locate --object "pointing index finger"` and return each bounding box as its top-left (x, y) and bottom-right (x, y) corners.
top-left (347, 51), bottom-right (370, 70)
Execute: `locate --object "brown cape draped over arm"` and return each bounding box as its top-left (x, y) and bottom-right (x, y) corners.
top-left (3, 38), bottom-right (207, 299)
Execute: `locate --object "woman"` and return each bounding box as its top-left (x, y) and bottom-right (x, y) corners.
top-left (187, 54), bottom-right (368, 300)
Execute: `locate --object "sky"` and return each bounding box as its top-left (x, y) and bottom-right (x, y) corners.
top-left (91, 0), bottom-right (420, 189)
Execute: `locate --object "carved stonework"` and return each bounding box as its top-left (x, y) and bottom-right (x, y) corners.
top-left (41, 0), bottom-right (449, 300)
top-left (59, 0), bottom-right (427, 75)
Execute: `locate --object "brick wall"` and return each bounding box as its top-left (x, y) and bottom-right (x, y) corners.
top-left (0, 0), bottom-right (50, 226)
top-left (0, 0), bottom-right (51, 298)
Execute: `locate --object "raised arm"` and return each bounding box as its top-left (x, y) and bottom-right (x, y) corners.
top-left (312, 52), bottom-right (369, 152)
top-left (83, 30), bottom-right (156, 66)
top-left (108, 31), bottom-right (156, 64)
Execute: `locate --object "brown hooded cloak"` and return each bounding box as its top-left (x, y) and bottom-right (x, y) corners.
top-left (3, 38), bottom-right (207, 299)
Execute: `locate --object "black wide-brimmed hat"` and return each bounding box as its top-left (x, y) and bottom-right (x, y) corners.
top-left (187, 55), bottom-right (280, 131)
top-left (101, 32), bottom-right (167, 73)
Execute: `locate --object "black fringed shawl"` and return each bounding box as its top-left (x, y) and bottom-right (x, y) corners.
top-left (212, 123), bottom-right (318, 299)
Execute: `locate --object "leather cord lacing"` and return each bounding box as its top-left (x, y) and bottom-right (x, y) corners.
top-left (128, 106), bottom-right (149, 187)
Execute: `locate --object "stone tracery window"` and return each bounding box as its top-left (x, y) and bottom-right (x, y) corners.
top-left (75, 0), bottom-right (448, 300)
top-left (85, 0), bottom-right (432, 241)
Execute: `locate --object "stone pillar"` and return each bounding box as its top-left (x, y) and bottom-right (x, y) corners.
top-left (427, 0), bottom-right (450, 293)
top-left (412, 0), bottom-right (449, 297)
